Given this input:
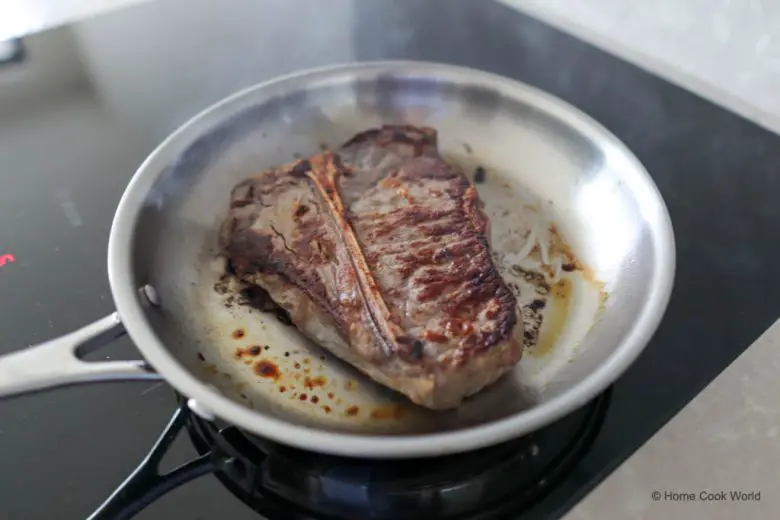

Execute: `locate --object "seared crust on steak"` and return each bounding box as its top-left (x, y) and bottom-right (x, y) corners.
top-left (220, 125), bottom-right (521, 409)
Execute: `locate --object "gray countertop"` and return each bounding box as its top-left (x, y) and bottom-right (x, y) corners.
top-left (565, 318), bottom-right (780, 519)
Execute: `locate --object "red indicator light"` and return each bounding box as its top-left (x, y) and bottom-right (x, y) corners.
top-left (0, 254), bottom-right (15, 268)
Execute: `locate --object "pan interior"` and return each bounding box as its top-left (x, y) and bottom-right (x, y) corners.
top-left (129, 65), bottom-right (666, 436)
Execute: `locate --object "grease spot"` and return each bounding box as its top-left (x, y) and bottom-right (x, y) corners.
top-left (304, 376), bottom-right (327, 390)
top-left (254, 360), bottom-right (280, 380)
top-left (370, 404), bottom-right (405, 420)
top-left (56, 191), bottom-right (83, 227)
top-left (474, 166), bottom-right (486, 183)
top-left (235, 345), bottom-right (262, 359)
top-left (530, 278), bottom-right (572, 358)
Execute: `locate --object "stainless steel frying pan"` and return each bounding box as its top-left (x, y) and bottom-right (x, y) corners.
top-left (0, 62), bottom-right (675, 460)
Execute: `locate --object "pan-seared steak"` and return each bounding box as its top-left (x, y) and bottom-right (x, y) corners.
top-left (220, 125), bottom-right (521, 409)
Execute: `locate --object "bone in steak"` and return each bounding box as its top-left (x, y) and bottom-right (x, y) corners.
top-left (220, 125), bottom-right (521, 409)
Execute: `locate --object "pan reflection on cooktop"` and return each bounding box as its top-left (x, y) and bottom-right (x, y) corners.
top-left (183, 390), bottom-right (611, 519)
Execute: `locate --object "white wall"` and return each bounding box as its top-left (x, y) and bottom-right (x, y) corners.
top-left (0, 0), bottom-right (150, 40)
top-left (501, 0), bottom-right (780, 136)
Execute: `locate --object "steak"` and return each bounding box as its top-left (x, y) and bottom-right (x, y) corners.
top-left (220, 125), bottom-right (521, 409)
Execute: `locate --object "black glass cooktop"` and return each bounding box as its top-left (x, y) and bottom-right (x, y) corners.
top-left (3, 0), bottom-right (780, 519)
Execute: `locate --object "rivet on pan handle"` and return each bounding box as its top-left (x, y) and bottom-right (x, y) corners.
top-left (187, 397), bottom-right (217, 421)
top-left (0, 287), bottom-right (162, 399)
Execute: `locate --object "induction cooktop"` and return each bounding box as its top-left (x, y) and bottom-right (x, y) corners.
top-left (3, 0), bottom-right (780, 518)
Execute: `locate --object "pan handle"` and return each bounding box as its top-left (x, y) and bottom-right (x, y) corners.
top-left (0, 312), bottom-right (160, 399)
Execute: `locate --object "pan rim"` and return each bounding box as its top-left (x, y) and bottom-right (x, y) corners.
top-left (108, 60), bottom-right (675, 458)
